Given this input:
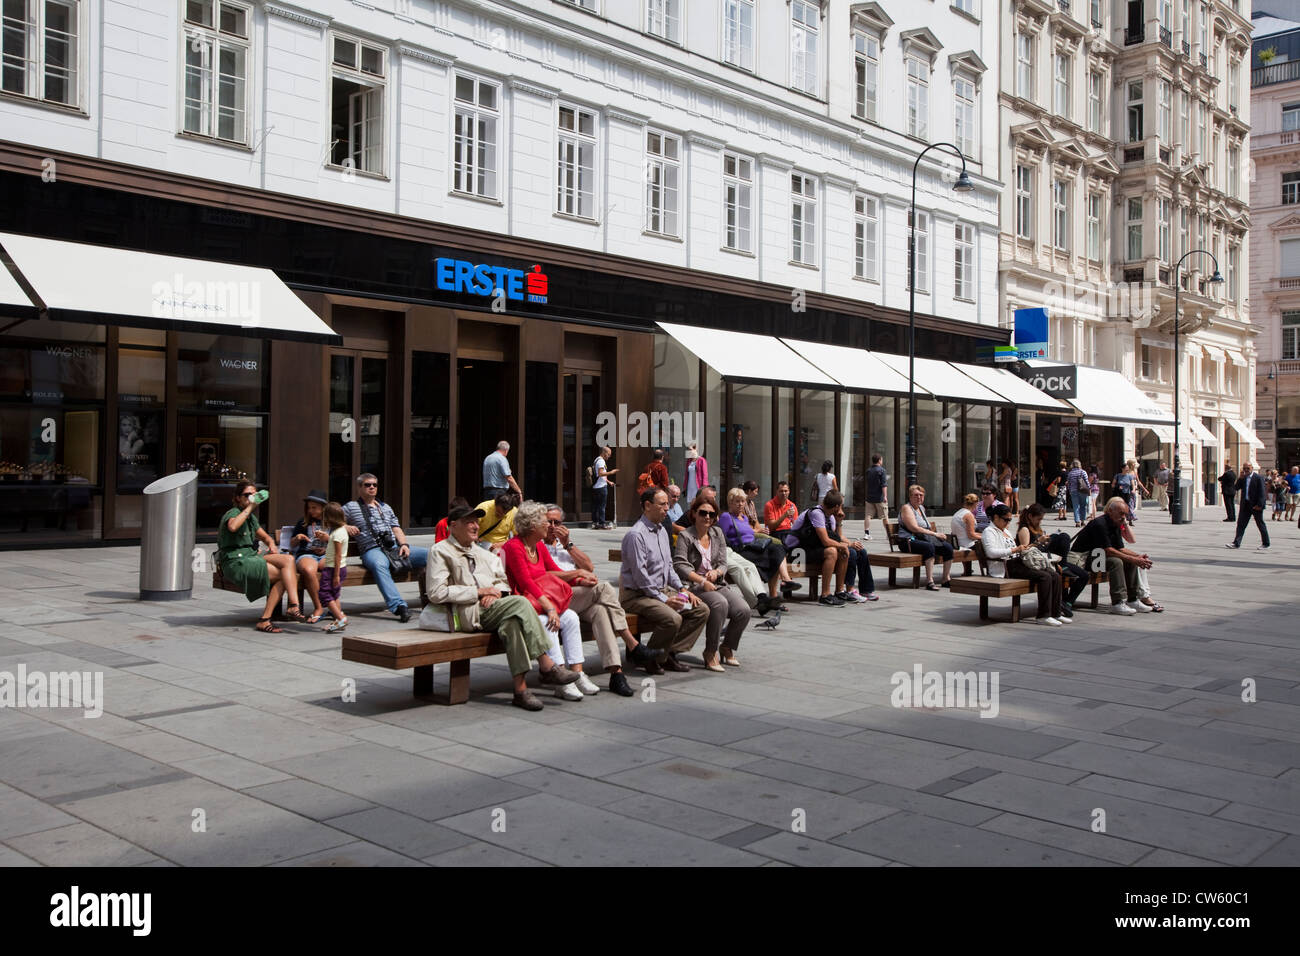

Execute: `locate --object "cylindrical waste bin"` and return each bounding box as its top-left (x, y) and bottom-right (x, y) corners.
top-left (1173, 477), bottom-right (1194, 525)
top-left (140, 471), bottom-right (198, 600)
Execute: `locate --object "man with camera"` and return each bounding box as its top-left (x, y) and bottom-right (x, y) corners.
top-left (344, 473), bottom-right (428, 622)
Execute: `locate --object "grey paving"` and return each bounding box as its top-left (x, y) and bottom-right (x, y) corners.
top-left (0, 516), bottom-right (1297, 866)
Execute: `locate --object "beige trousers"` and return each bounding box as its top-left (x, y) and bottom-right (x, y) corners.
top-left (567, 579), bottom-right (627, 670)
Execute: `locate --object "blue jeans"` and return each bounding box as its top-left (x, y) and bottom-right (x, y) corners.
top-left (360, 545), bottom-right (428, 613)
top-left (592, 485), bottom-right (607, 525)
top-left (845, 548), bottom-right (875, 593)
top-left (1070, 490), bottom-right (1089, 524)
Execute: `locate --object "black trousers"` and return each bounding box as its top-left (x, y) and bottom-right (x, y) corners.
top-left (1233, 507), bottom-right (1269, 547)
top-left (1008, 562), bottom-right (1062, 619)
top-left (1222, 492), bottom-right (1236, 521)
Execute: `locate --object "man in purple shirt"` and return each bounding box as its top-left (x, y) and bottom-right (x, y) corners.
top-left (619, 487), bottom-right (709, 673)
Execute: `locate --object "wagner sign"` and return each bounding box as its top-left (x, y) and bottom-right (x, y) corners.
top-left (1016, 364), bottom-right (1077, 399)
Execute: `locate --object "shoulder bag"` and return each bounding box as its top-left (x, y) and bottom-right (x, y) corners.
top-left (524, 572), bottom-right (572, 615)
top-left (357, 500), bottom-right (412, 574)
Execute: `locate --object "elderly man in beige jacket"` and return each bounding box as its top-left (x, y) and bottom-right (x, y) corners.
top-left (423, 504), bottom-right (579, 711)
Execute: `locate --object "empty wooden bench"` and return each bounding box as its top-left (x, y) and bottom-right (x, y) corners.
top-left (867, 518), bottom-right (924, 589)
top-left (341, 613), bottom-right (642, 703)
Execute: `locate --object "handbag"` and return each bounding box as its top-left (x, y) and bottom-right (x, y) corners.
top-left (524, 572), bottom-right (572, 615)
top-left (1018, 546), bottom-right (1053, 572)
top-left (357, 499), bottom-right (412, 573)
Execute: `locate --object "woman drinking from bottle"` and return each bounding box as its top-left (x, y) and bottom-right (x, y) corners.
top-left (217, 479), bottom-right (303, 632)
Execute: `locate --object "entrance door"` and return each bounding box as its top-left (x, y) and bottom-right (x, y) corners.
top-left (329, 352), bottom-right (387, 505)
top-left (561, 370), bottom-right (601, 520)
top-left (456, 359), bottom-right (507, 504)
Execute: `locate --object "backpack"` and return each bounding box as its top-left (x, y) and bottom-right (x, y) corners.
top-left (585, 464), bottom-right (594, 487)
top-left (636, 471), bottom-right (653, 493)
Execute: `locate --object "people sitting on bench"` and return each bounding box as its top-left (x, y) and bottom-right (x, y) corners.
top-left (785, 490), bottom-right (868, 606)
top-left (699, 487), bottom-right (771, 614)
top-left (982, 503), bottom-right (1064, 626)
top-left (763, 480), bottom-right (799, 536)
top-left (217, 479), bottom-right (304, 633)
top-left (719, 487), bottom-right (799, 602)
top-left (618, 487), bottom-right (710, 674)
top-left (897, 484), bottom-right (954, 591)
top-left (290, 489), bottom-right (330, 620)
top-left (1067, 497), bottom-right (1153, 616)
top-left (824, 493), bottom-right (877, 603)
top-left (973, 486), bottom-right (998, 534)
top-left (343, 473), bottom-right (428, 623)
top-left (674, 493), bottom-right (749, 672)
top-left (423, 503), bottom-right (580, 712)
top-left (542, 504), bottom-right (663, 696)
top-left (1017, 502), bottom-right (1080, 620)
top-left (950, 493), bottom-right (979, 550)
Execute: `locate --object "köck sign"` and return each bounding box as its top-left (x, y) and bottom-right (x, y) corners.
top-left (1016, 364), bottom-right (1077, 399)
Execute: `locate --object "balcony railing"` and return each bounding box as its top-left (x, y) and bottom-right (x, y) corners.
top-left (1058, 0), bottom-right (1070, 11)
top-left (1253, 130), bottom-right (1300, 149)
top-left (1123, 145), bottom-right (1145, 163)
top-left (1159, 26), bottom-right (1172, 48)
top-left (1092, 16), bottom-right (1103, 28)
top-left (1182, 40), bottom-right (1190, 55)
top-left (1200, 52), bottom-right (1208, 70)
top-left (1124, 268), bottom-right (1145, 283)
top-left (1125, 27), bottom-right (1144, 45)
top-left (1279, 277), bottom-right (1300, 290)
top-left (1253, 60), bottom-right (1300, 87)
top-left (1278, 360), bottom-right (1300, 374)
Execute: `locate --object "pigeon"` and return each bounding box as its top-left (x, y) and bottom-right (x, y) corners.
top-left (756, 611), bottom-right (781, 630)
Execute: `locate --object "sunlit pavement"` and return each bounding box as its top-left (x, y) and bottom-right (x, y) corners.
top-left (0, 505), bottom-right (1296, 866)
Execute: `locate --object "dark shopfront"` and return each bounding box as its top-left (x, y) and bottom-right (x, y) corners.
top-left (0, 156), bottom-right (1008, 547)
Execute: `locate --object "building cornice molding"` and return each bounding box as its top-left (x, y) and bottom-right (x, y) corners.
top-left (265, 3), bottom-right (330, 29)
top-left (685, 132), bottom-right (725, 150)
top-left (398, 44), bottom-right (454, 68)
top-left (507, 77), bottom-right (561, 99)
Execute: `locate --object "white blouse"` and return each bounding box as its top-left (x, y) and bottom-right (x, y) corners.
top-left (980, 524), bottom-right (1016, 579)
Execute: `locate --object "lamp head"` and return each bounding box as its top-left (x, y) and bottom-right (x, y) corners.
top-left (953, 171), bottom-right (975, 192)
top-left (1210, 270), bottom-right (1224, 283)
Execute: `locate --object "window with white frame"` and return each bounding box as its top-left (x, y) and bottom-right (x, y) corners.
top-left (1158, 198), bottom-right (1170, 263)
top-left (329, 33), bottom-right (385, 173)
top-left (1015, 31), bottom-right (1033, 100)
top-left (1053, 53), bottom-right (1070, 119)
top-left (1088, 70), bottom-right (1103, 133)
top-left (1284, 103), bottom-right (1300, 131)
top-left (1179, 205), bottom-right (1189, 256)
top-left (722, 151), bottom-right (752, 253)
top-left (954, 75), bottom-right (976, 159)
top-left (452, 73), bottom-right (498, 198)
top-left (1015, 165), bottom-right (1033, 240)
top-left (722, 0), bottom-right (753, 71)
top-left (1052, 179), bottom-right (1069, 252)
top-left (854, 193), bottom-right (878, 280)
top-left (1199, 2), bottom-right (1208, 55)
top-left (1227, 244), bottom-right (1238, 302)
top-left (1227, 145), bottom-right (1238, 200)
top-left (906, 55), bottom-right (928, 138)
top-left (790, 173), bottom-right (818, 265)
top-left (1180, 90), bottom-right (1189, 149)
top-left (1159, 0), bottom-right (1172, 31)
top-left (1210, 129), bottom-right (1219, 184)
top-left (1228, 58), bottom-right (1239, 110)
top-left (182, 1), bottom-right (251, 143)
top-left (556, 103), bottom-right (596, 219)
top-left (560, 0), bottom-right (598, 9)
top-left (954, 0), bottom-right (977, 15)
top-left (1181, 0), bottom-right (1189, 42)
top-left (646, 0), bottom-right (680, 44)
top-left (1284, 171), bottom-right (1300, 206)
top-left (1141, 344), bottom-right (1152, 378)
top-left (908, 209), bottom-right (929, 293)
top-left (954, 221), bottom-right (974, 301)
top-left (1158, 80), bottom-right (1171, 144)
top-left (854, 29), bottom-right (878, 122)
top-left (1283, 311), bottom-right (1300, 360)
top-left (2, 0), bottom-right (79, 106)
top-left (644, 130), bottom-right (680, 236)
top-left (1127, 79), bottom-right (1143, 143)
top-left (1197, 98), bottom-right (1207, 158)
top-left (1086, 192), bottom-right (1101, 260)
top-left (790, 0), bottom-right (819, 96)
top-left (1126, 197), bottom-right (1143, 261)
top-left (1092, 0), bottom-right (1103, 25)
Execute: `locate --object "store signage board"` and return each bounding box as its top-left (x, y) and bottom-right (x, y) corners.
top-left (1013, 307), bottom-right (1049, 360)
top-left (1015, 363), bottom-right (1078, 399)
top-left (433, 258), bottom-right (549, 304)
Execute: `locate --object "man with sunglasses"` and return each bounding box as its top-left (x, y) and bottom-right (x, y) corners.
top-left (343, 473), bottom-right (428, 622)
top-left (542, 505), bottom-right (664, 696)
top-left (973, 485), bottom-right (999, 534)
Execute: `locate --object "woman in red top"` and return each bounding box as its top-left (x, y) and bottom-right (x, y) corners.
top-left (434, 496), bottom-right (469, 543)
top-left (502, 501), bottom-right (594, 698)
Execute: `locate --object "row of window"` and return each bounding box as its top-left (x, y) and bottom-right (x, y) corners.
top-left (1138, 344), bottom-right (1242, 393)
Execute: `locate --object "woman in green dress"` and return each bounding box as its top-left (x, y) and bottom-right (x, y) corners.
top-left (218, 479), bottom-right (304, 632)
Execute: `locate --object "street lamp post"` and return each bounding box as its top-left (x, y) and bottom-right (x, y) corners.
top-left (1170, 249), bottom-right (1223, 525)
top-left (906, 143), bottom-right (973, 499)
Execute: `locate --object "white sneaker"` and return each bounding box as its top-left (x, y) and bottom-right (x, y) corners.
top-left (847, 589), bottom-right (869, 604)
top-left (574, 672), bottom-right (600, 696)
top-left (1127, 601), bottom-right (1151, 613)
top-left (1056, 614), bottom-right (1071, 624)
top-left (1033, 617), bottom-right (1061, 626)
top-left (1110, 602), bottom-right (1138, 615)
top-left (554, 682), bottom-right (583, 701)
top-left (1257, 545), bottom-right (1272, 552)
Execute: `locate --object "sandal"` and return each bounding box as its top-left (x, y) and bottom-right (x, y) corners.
top-left (284, 604), bottom-right (307, 622)
top-left (1140, 598), bottom-right (1165, 613)
top-left (325, 616), bottom-right (348, 633)
top-left (925, 581), bottom-right (942, 591)
top-left (255, 617), bottom-right (283, 633)
top-left (305, 612), bottom-right (323, 624)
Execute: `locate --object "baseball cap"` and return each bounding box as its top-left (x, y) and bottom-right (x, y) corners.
top-left (448, 505), bottom-right (487, 522)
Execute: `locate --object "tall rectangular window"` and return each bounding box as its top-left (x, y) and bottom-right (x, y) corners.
top-left (1127, 79), bottom-right (1144, 143)
top-left (183, 0), bottom-right (250, 143)
top-left (1199, 2), bottom-right (1208, 56)
top-left (906, 56), bottom-right (928, 138)
top-left (1181, 0), bottom-right (1190, 42)
top-left (1228, 59), bottom-right (1239, 110)
top-left (1227, 244), bottom-right (1238, 302)
top-left (854, 193), bottom-right (878, 280)
top-left (791, 172), bottom-right (818, 265)
top-left (1284, 171), bottom-right (1300, 206)
top-left (1284, 104), bottom-right (1300, 131)
top-left (1141, 344), bottom-right (1152, 379)
top-left (2, 0), bottom-right (79, 106)
top-left (954, 221), bottom-right (974, 300)
top-left (722, 0), bottom-right (754, 71)
top-left (646, 0), bottom-right (680, 43)
top-left (1088, 70), bottom-right (1103, 133)
top-left (644, 130), bottom-right (679, 236)
top-left (1127, 198), bottom-right (1143, 261)
top-left (556, 103), bottom-right (596, 219)
top-left (1197, 98), bottom-right (1207, 158)
top-left (1158, 197), bottom-right (1171, 263)
top-left (1283, 312), bottom-right (1300, 360)
top-left (1016, 32), bottom-right (1033, 100)
top-left (1180, 90), bottom-right (1190, 149)
top-left (329, 33), bottom-right (385, 172)
top-left (908, 209), bottom-right (929, 293)
top-left (1086, 192), bottom-right (1101, 260)
top-left (1092, 0), bottom-right (1103, 26)
top-left (452, 73), bottom-right (498, 198)
top-left (722, 151), bottom-right (752, 252)
top-left (1227, 146), bottom-right (1238, 199)
top-left (1052, 179), bottom-right (1069, 252)
top-left (954, 75), bottom-right (975, 159)
top-left (1158, 80), bottom-right (1171, 143)
top-left (1015, 165), bottom-right (1033, 240)
top-left (1180, 205), bottom-right (1189, 255)
top-left (854, 30), bottom-right (878, 122)
top-left (1054, 53), bottom-right (1070, 119)
top-left (790, 0), bottom-right (818, 95)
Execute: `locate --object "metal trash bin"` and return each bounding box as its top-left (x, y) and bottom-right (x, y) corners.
top-left (139, 471), bottom-right (198, 600)
top-left (1173, 477), bottom-right (1194, 525)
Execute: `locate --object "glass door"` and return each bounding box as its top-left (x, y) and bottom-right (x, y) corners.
top-left (328, 352), bottom-right (387, 506)
top-left (561, 369), bottom-right (601, 521)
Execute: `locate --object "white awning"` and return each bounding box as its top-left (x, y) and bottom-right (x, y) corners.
top-left (1146, 425), bottom-right (1175, 443)
top-left (778, 338), bottom-right (915, 394)
top-left (1225, 349), bottom-right (1248, 368)
top-left (1187, 418), bottom-right (1219, 446)
top-left (950, 363), bottom-right (1070, 411)
top-left (1029, 360), bottom-right (1174, 425)
top-left (1140, 337), bottom-right (1174, 351)
top-left (1227, 417), bottom-right (1265, 449)
top-left (1201, 344), bottom-right (1227, 364)
top-left (0, 231), bottom-right (341, 344)
top-left (872, 352), bottom-right (1006, 403)
top-left (658, 322), bottom-right (837, 387)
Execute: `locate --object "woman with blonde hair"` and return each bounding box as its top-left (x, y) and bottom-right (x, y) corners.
top-left (717, 486), bottom-right (798, 601)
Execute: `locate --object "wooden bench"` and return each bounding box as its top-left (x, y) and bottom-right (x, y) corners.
top-left (341, 612), bottom-right (642, 703)
top-left (866, 518), bottom-right (923, 589)
top-left (948, 541), bottom-right (1104, 620)
top-left (211, 548), bottom-right (428, 612)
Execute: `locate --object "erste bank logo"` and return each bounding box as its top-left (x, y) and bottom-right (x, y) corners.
top-left (434, 258), bottom-right (549, 304)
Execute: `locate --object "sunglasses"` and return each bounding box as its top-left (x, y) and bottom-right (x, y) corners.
top-left (546, 518), bottom-right (564, 525)
top-left (361, 482), bottom-right (378, 488)
top-left (696, 510), bottom-right (717, 518)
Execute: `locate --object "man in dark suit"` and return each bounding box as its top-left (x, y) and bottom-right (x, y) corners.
top-left (1218, 463), bottom-right (1237, 522)
top-left (1226, 462), bottom-right (1270, 551)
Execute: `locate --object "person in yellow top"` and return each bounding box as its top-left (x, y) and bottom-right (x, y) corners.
top-left (474, 491), bottom-right (520, 549)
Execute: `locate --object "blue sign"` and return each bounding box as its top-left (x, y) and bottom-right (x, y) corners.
top-left (1014, 307), bottom-right (1049, 360)
top-left (433, 258), bottom-right (549, 304)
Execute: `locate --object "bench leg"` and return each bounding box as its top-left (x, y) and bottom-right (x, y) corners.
top-left (888, 567), bottom-right (897, 588)
top-left (1010, 595), bottom-right (1021, 624)
top-left (808, 572), bottom-right (819, 598)
top-left (911, 566), bottom-right (921, 589)
top-left (418, 576), bottom-right (429, 608)
top-left (979, 595), bottom-right (989, 620)
top-left (413, 664), bottom-right (433, 697)
top-left (962, 561), bottom-right (973, 576)
top-left (447, 659), bottom-right (470, 705)
top-left (1089, 580), bottom-right (1099, 610)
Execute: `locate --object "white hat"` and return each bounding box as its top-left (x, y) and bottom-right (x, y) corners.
top-left (684, 444), bottom-right (698, 460)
